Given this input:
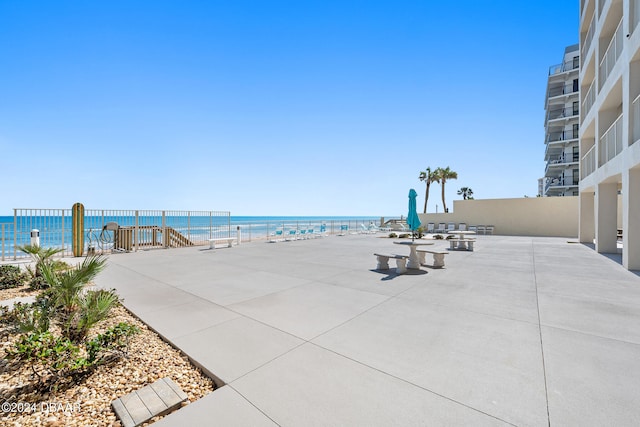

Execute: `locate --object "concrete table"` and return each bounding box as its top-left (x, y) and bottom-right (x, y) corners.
top-left (447, 230), bottom-right (476, 250)
top-left (392, 241), bottom-right (434, 269)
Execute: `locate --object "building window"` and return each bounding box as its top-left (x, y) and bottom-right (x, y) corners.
top-left (573, 146), bottom-right (579, 161)
top-left (573, 79), bottom-right (579, 92)
top-left (573, 123), bottom-right (579, 138)
top-left (573, 101), bottom-right (579, 115)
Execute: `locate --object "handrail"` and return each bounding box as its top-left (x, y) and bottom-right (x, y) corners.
top-left (582, 79), bottom-right (596, 118)
top-left (599, 114), bottom-right (623, 166)
top-left (633, 93), bottom-right (640, 144)
top-left (547, 106), bottom-right (579, 121)
top-left (548, 58), bottom-right (580, 76)
top-left (599, 18), bottom-right (624, 89)
top-left (582, 14), bottom-right (595, 60)
top-left (581, 145), bottom-right (597, 179)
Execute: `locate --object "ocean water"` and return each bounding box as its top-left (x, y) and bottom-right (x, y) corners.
top-left (0, 214), bottom-right (382, 258)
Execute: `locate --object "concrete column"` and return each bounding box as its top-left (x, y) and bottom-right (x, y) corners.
top-left (579, 191), bottom-right (595, 243)
top-left (623, 169), bottom-right (640, 269)
top-left (595, 182), bottom-right (618, 253)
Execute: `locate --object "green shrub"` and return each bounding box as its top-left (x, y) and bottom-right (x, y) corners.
top-left (398, 233), bottom-right (410, 239)
top-left (433, 234), bottom-right (444, 240)
top-left (388, 233), bottom-right (398, 238)
top-left (445, 235), bottom-right (455, 240)
top-left (7, 322), bottom-right (139, 388)
top-left (0, 265), bottom-right (27, 289)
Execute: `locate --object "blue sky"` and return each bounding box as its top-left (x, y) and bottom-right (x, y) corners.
top-left (0, 1), bottom-right (578, 216)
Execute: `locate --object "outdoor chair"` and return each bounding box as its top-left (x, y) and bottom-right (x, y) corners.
top-left (435, 223), bottom-right (446, 233)
top-left (476, 225), bottom-right (486, 235)
top-left (458, 223), bottom-right (467, 231)
top-left (427, 223), bottom-right (435, 233)
top-left (447, 223), bottom-right (456, 232)
top-left (485, 225), bottom-right (495, 235)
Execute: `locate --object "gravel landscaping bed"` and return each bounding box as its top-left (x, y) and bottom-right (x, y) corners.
top-left (1, 300), bottom-right (216, 426)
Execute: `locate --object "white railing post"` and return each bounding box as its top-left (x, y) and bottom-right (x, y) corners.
top-left (162, 211), bottom-right (166, 248)
top-left (134, 210), bottom-right (139, 252)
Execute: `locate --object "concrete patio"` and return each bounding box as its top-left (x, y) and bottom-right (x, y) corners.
top-left (93, 234), bottom-right (640, 426)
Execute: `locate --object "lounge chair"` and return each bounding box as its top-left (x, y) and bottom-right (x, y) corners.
top-left (435, 223), bottom-right (446, 233)
top-left (268, 229), bottom-right (284, 243)
top-left (458, 223), bottom-right (467, 231)
top-left (486, 225), bottom-right (494, 235)
top-left (319, 224), bottom-right (328, 236)
top-left (468, 225), bottom-right (477, 233)
top-left (338, 225), bottom-right (348, 236)
top-left (476, 225), bottom-right (486, 235)
top-left (426, 223), bottom-right (435, 233)
top-left (286, 229), bottom-right (298, 241)
top-left (446, 223), bottom-right (456, 232)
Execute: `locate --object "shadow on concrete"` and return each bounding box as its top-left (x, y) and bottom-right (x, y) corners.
top-left (371, 269), bottom-right (428, 281)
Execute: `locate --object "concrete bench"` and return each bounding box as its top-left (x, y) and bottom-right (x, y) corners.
top-left (417, 249), bottom-right (448, 268)
top-left (208, 237), bottom-right (235, 249)
top-left (448, 238), bottom-right (475, 251)
top-left (374, 253), bottom-right (408, 274)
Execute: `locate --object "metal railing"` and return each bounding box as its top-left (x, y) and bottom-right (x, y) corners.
top-left (548, 83), bottom-right (578, 98)
top-left (633, 93), bottom-right (640, 144)
top-left (0, 211), bottom-right (384, 260)
top-left (2, 209), bottom-right (231, 260)
top-left (548, 58), bottom-right (580, 76)
top-left (547, 106), bottom-right (579, 121)
top-left (547, 129), bottom-right (579, 143)
top-left (635, 0), bottom-right (640, 34)
top-left (599, 18), bottom-right (623, 89)
top-left (582, 14), bottom-right (596, 60)
top-left (581, 145), bottom-right (597, 178)
top-left (582, 80), bottom-right (596, 119)
top-left (599, 114), bottom-right (623, 166)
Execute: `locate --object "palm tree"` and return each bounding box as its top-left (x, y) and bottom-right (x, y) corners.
top-left (435, 167), bottom-right (458, 213)
top-left (457, 187), bottom-right (474, 200)
top-left (418, 167), bottom-right (440, 213)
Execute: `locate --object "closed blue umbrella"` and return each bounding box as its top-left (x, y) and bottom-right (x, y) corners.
top-left (407, 188), bottom-right (421, 241)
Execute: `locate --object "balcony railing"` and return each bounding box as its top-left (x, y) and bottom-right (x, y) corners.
top-left (581, 145), bottom-right (597, 179)
top-left (547, 129), bottom-right (579, 143)
top-left (633, 93), bottom-right (640, 144)
top-left (547, 106), bottom-right (579, 121)
top-left (582, 14), bottom-right (596, 60)
top-left (582, 80), bottom-right (596, 118)
top-left (599, 18), bottom-right (624, 89)
top-left (545, 154), bottom-right (578, 175)
top-left (548, 83), bottom-right (579, 98)
top-left (599, 114), bottom-right (623, 166)
top-left (549, 58), bottom-right (580, 76)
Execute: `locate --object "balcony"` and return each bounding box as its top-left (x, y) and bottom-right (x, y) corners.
top-left (599, 114), bottom-right (623, 166)
top-left (582, 80), bottom-right (596, 119)
top-left (599, 18), bottom-right (623, 90)
top-left (547, 106), bottom-right (579, 121)
top-left (582, 15), bottom-right (596, 60)
top-left (581, 145), bottom-right (597, 179)
top-left (544, 176), bottom-right (578, 194)
top-left (547, 129), bottom-right (579, 144)
top-left (548, 83), bottom-right (579, 99)
top-left (549, 58), bottom-right (580, 76)
top-left (545, 154), bottom-right (578, 175)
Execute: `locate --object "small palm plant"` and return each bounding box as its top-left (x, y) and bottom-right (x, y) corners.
top-left (41, 254), bottom-right (118, 342)
top-left (18, 244), bottom-right (66, 289)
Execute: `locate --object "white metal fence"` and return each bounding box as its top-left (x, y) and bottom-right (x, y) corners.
top-left (0, 210), bottom-right (385, 260)
top-left (599, 114), bottom-right (623, 166)
top-left (599, 18), bottom-right (623, 90)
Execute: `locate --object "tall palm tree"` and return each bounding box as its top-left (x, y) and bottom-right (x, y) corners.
top-left (435, 167), bottom-right (458, 213)
top-left (457, 187), bottom-right (474, 200)
top-left (418, 167), bottom-right (439, 213)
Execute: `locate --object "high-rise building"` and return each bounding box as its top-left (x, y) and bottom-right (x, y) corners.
top-left (579, 0), bottom-right (640, 270)
top-left (543, 44), bottom-right (581, 197)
